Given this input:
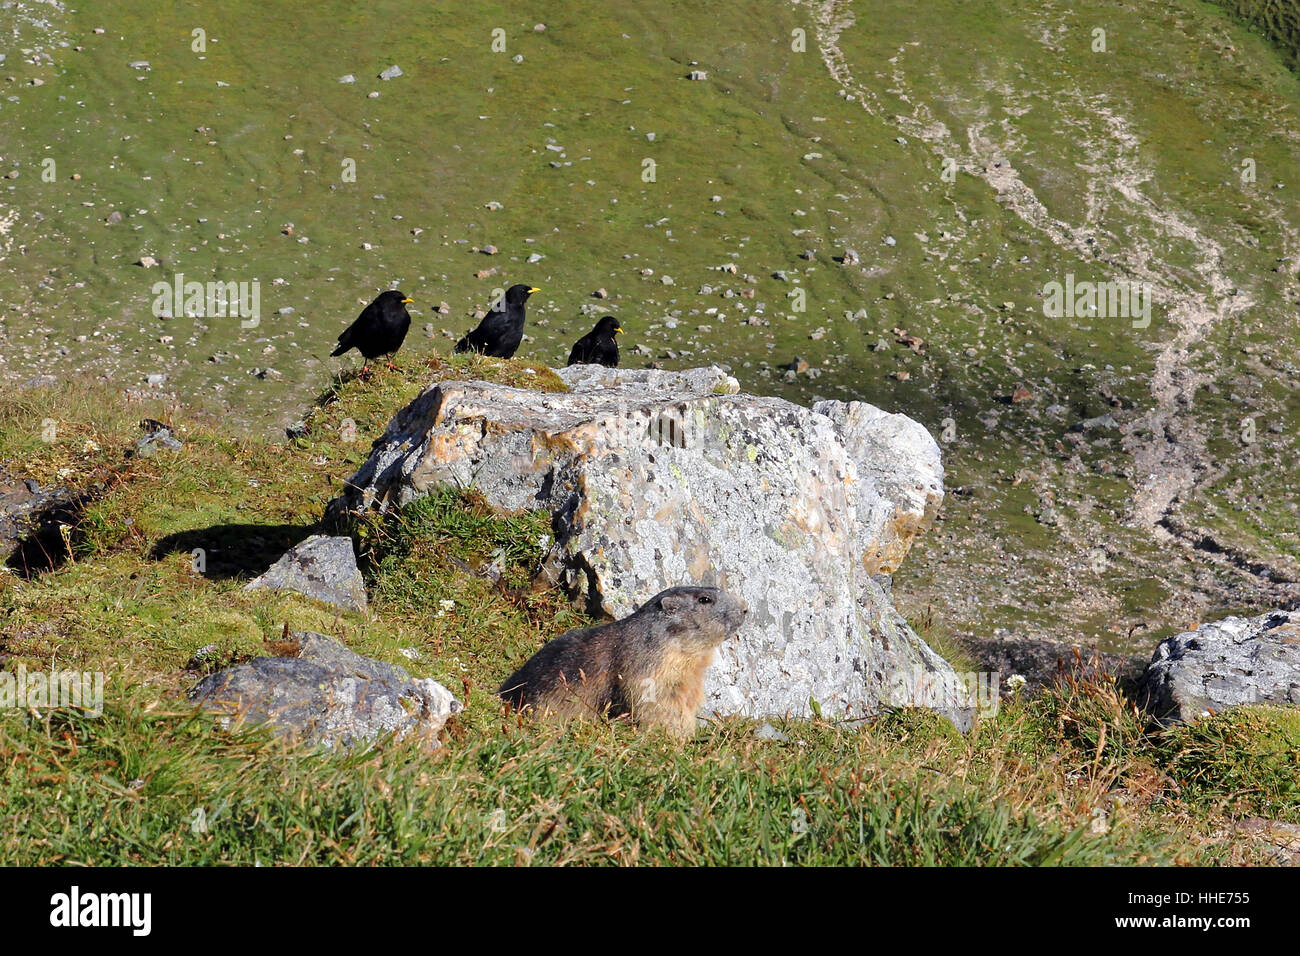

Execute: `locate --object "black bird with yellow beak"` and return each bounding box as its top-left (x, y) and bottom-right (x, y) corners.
top-left (331, 290), bottom-right (414, 373)
top-left (567, 315), bottom-right (623, 368)
top-left (454, 283), bottom-right (539, 359)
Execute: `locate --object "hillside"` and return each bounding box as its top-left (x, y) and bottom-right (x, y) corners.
top-left (1, 0), bottom-right (1299, 865)
top-left (3, 0), bottom-right (1298, 655)
top-left (1, 366), bottom-right (1296, 865)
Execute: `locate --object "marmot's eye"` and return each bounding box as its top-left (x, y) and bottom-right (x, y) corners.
top-left (699, 595), bottom-right (713, 604)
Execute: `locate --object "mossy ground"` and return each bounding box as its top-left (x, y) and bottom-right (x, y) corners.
top-left (1, 372), bottom-right (1295, 865)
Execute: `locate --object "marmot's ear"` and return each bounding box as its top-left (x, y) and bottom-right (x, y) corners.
top-left (659, 592), bottom-right (692, 615)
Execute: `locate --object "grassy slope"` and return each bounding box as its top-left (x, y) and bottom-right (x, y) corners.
top-left (2, 1), bottom-right (1299, 864)
top-left (1, 370), bottom-right (1296, 865)
top-left (2, 0), bottom-right (1299, 657)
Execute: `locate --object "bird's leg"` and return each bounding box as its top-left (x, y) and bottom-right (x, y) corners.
top-left (385, 354), bottom-right (399, 371)
top-left (359, 363), bottom-right (372, 378)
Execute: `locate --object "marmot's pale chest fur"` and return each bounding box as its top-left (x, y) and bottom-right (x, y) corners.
top-left (499, 586), bottom-right (747, 737)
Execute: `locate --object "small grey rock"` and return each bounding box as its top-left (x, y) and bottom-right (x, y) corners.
top-left (133, 427), bottom-right (183, 458)
top-left (244, 535), bottom-right (368, 612)
top-left (190, 632), bottom-right (462, 749)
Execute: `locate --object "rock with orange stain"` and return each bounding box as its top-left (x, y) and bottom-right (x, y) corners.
top-left (327, 365), bottom-right (973, 729)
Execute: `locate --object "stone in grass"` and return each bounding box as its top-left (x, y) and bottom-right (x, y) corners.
top-left (244, 534), bottom-right (367, 612)
top-left (132, 426), bottom-right (183, 458)
top-left (190, 632), bottom-right (461, 748)
top-left (1139, 610), bottom-right (1300, 722)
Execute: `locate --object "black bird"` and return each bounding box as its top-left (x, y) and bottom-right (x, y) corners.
top-left (567, 316), bottom-right (622, 367)
top-left (454, 284), bottom-right (538, 359)
top-left (331, 290), bottom-right (413, 373)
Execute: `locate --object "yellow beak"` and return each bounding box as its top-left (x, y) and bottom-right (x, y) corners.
top-left (527, 287), bottom-right (541, 294)
top-left (615, 327), bottom-right (624, 334)
top-left (401, 297), bottom-right (414, 304)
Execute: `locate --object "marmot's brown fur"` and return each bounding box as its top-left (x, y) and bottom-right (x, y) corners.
top-left (498, 586), bottom-right (747, 737)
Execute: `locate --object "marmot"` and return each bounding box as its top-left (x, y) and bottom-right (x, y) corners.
top-left (499, 586), bottom-right (747, 738)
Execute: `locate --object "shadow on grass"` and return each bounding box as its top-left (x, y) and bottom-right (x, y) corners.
top-left (150, 522), bottom-right (321, 581)
top-left (2, 487), bottom-right (96, 579)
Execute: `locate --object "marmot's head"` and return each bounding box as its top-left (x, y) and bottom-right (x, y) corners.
top-left (648, 586), bottom-right (748, 647)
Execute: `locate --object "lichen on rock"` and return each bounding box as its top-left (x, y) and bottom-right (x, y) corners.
top-left (328, 365), bottom-right (975, 729)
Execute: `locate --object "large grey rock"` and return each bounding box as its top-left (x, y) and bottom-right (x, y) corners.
top-left (327, 365), bottom-right (974, 729)
top-left (244, 534), bottom-right (367, 612)
top-left (1139, 610), bottom-right (1300, 722)
top-left (190, 632), bottom-right (461, 748)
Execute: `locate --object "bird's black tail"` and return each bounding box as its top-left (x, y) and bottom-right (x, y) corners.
top-left (330, 335), bottom-right (352, 357)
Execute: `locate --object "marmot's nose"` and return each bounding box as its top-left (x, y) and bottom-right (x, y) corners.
top-left (737, 597), bottom-right (749, 614)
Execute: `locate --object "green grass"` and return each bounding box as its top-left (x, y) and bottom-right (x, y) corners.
top-left (3, 672), bottom-right (1289, 865)
top-left (3, 0), bottom-right (1300, 866)
top-left (1, 371), bottom-right (1294, 865)
top-left (0, 688), bottom-right (1212, 866)
top-left (4, 0), bottom-right (1300, 654)
top-left (1215, 0), bottom-right (1300, 71)
top-left (1154, 706), bottom-right (1300, 824)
